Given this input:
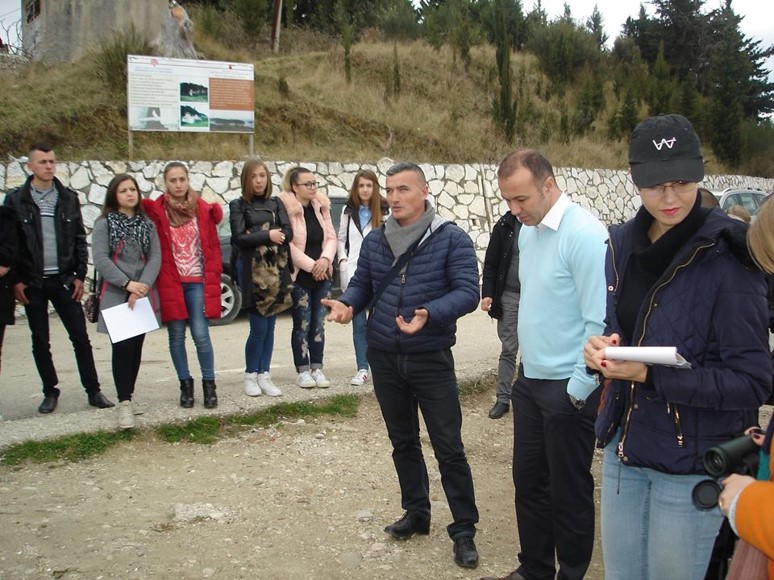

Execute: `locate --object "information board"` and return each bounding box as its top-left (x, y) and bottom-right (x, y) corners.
top-left (127, 55), bottom-right (255, 134)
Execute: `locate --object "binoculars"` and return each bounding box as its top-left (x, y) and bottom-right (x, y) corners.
top-left (692, 435), bottom-right (760, 510)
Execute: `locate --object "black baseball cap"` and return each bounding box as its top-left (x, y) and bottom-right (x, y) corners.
top-left (628, 114), bottom-right (704, 189)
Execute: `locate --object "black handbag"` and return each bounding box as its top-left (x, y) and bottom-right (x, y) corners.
top-left (83, 274), bottom-right (100, 323)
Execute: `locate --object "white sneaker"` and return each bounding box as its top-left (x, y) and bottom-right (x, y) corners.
top-left (258, 372), bottom-right (282, 397)
top-left (350, 369), bottom-right (369, 386)
top-left (244, 372), bottom-right (262, 397)
top-left (311, 369), bottom-right (330, 388)
top-left (118, 401), bottom-right (135, 429)
top-left (296, 371), bottom-right (316, 389)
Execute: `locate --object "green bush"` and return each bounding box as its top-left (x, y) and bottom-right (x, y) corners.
top-left (527, 20), bottom-right (600, 85)
top-left (90, 25), bottom-right (153, 91)
top-left (381, 0), bottom-right (421, 41)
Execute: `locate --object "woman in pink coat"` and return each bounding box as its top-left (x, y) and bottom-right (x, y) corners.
top-left (278, 167), bottom-right (337, 389)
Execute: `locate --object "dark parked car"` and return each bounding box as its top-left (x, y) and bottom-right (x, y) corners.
top-left (212, 196), bottom-right (347, 325)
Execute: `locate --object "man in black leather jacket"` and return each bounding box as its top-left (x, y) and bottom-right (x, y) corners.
top-left (480, 211), bottom-right (521, 419)
top-left (4, 143), bottom-right (113, 414)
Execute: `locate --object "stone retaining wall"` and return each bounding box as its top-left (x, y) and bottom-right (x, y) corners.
top-left (1, 158), bottom-right (772, 266)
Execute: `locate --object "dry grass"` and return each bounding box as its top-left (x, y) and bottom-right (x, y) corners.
top-left (0, 35), bottom-right (766, 176)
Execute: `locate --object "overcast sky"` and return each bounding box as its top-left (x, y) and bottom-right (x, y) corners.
top-left (0, 0), bottom-right (771, 74)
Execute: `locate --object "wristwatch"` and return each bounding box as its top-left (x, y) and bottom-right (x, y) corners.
top-left (568, 394), bottom-right (586, 411)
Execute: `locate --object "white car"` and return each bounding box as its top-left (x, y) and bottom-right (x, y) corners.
top-left (715, 188), bottom-right (770, 217)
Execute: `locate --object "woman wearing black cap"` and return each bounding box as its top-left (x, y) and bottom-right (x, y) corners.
top-left (584, 114), bottom-right (771, 579)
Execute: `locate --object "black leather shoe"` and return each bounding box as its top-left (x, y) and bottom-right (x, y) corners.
top-left (488, 401), bottom-right (509, 419)
top-left (453, 535), bottom-right (479, 569)
top-left (38, 394), bottom-right (59, 414)
top-left (384, 512), bottom-right (430, 539)
top-left (88, 391), bottom-right (116, 409)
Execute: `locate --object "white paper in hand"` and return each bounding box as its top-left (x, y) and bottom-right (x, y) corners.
top-left (604, 346), bottom-right (691, 368)
top-left (101, 297), bottom-right (160, 343)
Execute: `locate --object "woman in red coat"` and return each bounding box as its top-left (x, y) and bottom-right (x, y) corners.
top-left (142, 162), bottom-right (223, 409)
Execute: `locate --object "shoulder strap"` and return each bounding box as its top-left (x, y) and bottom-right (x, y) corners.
top-left (345, 214), bottom-right (351, 255)
top-left (370, 232), bottom-right (423, 308)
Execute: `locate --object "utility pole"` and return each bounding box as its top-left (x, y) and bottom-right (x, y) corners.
top-left (270, 0), bottom-right (283, 54)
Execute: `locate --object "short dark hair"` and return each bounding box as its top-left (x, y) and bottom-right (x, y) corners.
top-left (385, 162), bottom-right (426, 186)
top-left (497, 149), bottom-right (555, 188)
top-left (29, 142), bottom-right (53, 155)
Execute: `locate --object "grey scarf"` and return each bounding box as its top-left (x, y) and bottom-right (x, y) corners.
top-left (383, 202), bottom-right (435, 264)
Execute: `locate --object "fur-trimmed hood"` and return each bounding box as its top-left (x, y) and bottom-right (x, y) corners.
top-left (278, 190), bottom-right (331, 218)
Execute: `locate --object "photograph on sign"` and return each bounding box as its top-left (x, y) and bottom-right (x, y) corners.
top-left (127, 55), bottom-right (254, 134)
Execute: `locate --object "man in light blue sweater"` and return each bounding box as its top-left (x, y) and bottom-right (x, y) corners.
top-left (482, 149), bottom-right (607, 580)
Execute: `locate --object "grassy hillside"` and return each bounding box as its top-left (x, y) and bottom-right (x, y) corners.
top-left (0, 31), bottom-right (758, 177)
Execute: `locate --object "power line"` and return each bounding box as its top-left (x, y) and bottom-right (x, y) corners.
top-left (0, 8), bottom-right (21, 20)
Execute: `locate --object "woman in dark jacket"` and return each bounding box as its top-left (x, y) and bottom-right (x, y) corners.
top-left (584, 114), bottom-right (771, 579)
top-left (230, 159), bottom-right (292, 398)
top-left (0, 205), bottom-right (18, 390)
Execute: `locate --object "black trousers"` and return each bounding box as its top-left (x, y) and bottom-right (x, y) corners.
top-left (368, 347), bottom-right (479, 539)
top-left (512, 369), bottom-right (599, 580)
top-left (24, 277), bottom-right (100, 396)
top-left (111, 334), bottom-right (145, 402)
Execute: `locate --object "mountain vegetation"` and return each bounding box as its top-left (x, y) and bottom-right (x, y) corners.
top-left (0, 0), bottom-right (771, 177)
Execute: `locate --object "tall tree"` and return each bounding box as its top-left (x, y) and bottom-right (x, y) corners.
top-left (490, 0), bottom-right (517, 141)
top-left (585, 4), bottom-right (608, 51)
top-left (423, 0), bottom-right (481, 68)
top-left (479, 0), bottom-right (526, 50)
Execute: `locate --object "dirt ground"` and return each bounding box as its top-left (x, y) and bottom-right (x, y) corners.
top-left (0, 389), bottom-right (606, 580)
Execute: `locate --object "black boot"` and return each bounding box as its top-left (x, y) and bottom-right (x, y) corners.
top-left (202, 379), bottom-right (218, 409)
top-left (179, 378), bottom-right (194, 408)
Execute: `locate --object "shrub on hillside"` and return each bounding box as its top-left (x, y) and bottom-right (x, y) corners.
top-left (90, 25), bottom-right (153, 91)
top-left (527, 21), bottom-right (599, 85)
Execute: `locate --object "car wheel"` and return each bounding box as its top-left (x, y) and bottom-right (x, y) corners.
top-left (211, 273), bottom-right (242, 326)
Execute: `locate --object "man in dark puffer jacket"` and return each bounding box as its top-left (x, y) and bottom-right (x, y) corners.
top-left (323, 162), bottom-right (481, 570)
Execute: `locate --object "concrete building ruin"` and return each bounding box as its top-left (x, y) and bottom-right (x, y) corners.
top-left (21, 0), bottom-right (167, 63)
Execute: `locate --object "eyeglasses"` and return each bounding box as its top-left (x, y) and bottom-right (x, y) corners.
top-left (639, 181), bottom-right (696, 197)
top-left (298, 181), bottom-right (319, 190)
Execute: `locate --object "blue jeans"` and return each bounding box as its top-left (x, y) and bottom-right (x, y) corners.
top-left (368, 347), bottom-right (479, 540)
top-left (290, 280), bottom-right (331, 372)
top-left (245, 311), bottom-right (276, 373)
top-left (352, 309), bottom-right (368, 371)
top-left (601, 438), bottom-right (724, 580)
top-left (167, 283), bottom-right (215, 381)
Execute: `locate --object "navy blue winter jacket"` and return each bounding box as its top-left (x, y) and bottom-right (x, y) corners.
top-left (339, 215), bottom-right (479, 353)
top-left (595, 208), bottom-right (772, 475)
